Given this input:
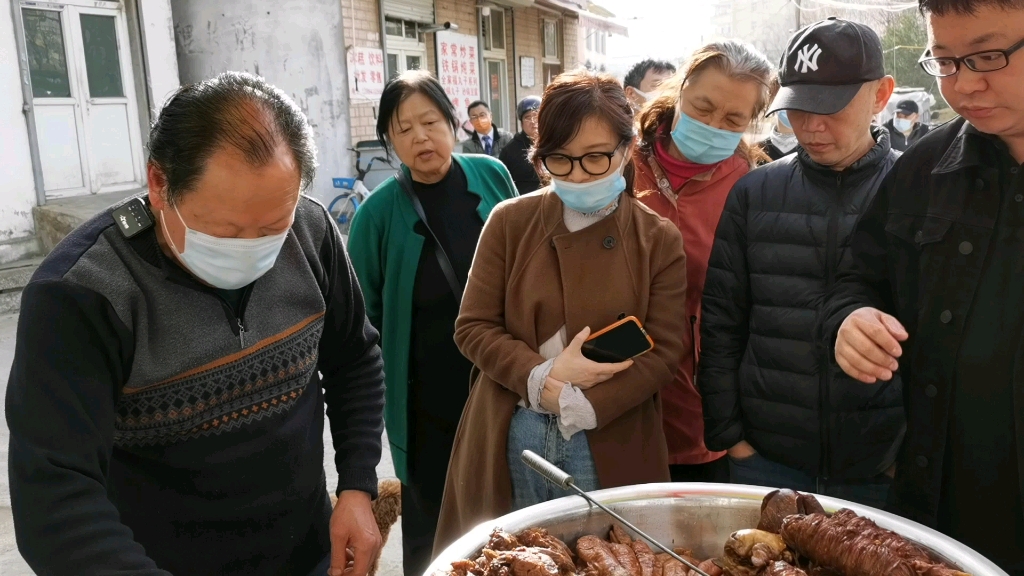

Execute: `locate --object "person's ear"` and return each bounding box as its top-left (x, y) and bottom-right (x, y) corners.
top-left (874, 77), bottom-right (896, 114)
top-left (147, 163), bottom-right (170, 211)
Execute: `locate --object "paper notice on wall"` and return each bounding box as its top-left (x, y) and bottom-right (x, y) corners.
top-left (434, 30), bottom-right (481, 141)
top-left (348, 46), bottom-right (385, 101)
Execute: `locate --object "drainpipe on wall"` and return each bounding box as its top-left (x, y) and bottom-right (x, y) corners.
top-left (510, 6), bottom-right (518, 130)
top-left (10, 1), bottom-right (47, 207)
top-left (378, 0), bottom-right (390, 79)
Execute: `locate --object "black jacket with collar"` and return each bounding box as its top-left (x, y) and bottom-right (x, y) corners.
top-left (498, 131), bottom-right (542, 194)
top-left (822, 117), bottom-right (1024, 528)
top-left (701, 128), bottom-right (904, 480)
top-left (884, 118), bottom-right (931, 152)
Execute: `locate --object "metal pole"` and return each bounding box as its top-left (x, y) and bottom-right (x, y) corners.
top-left (10, 1), bottom-right (48, 207)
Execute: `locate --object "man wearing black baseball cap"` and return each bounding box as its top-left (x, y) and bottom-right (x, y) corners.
top-left (884, 99), bottom-right (931, 151)
top-left (824, 0), bottom-right (1024, 571)
top-left (701, 17), bottom-right (902, 509)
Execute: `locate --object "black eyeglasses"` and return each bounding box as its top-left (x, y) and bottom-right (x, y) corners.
top-left (918, 36), bottom-right (1024, 77)
top-left (541, 141), bottom-right (625, 177)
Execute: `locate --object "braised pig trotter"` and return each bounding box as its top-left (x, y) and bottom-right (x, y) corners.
top-left (608, 542), bottom-right (642, 576)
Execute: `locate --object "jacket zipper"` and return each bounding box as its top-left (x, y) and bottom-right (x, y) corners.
top-left (820, 174), bottom-right (842, 480)
top-left (215, 285), bottom-right (255, 349)
top-left (689, 315), bottom-right (698, 383)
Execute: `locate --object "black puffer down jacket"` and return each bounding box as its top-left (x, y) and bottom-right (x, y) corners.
top-left (700, 129), bottom-right (905, 479)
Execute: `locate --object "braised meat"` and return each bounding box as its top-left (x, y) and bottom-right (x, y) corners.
top-left (630, 540), bottom-right (656, 576)
top-left (781, 510), bottom-right (969, 576)
top-left (758, 490), bottom-right (826, 533)
top-left (608, 542), bottom-right (642, 575)
top-left (763, 561), bottom-right (809, 576)
top-left (577, 535), bottom-right (631, 576)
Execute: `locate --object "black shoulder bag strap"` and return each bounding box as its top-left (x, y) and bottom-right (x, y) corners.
top-left (395, 170), bottom-right (464, 303)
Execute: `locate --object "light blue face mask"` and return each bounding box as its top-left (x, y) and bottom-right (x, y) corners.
top-left (778, 110), bottom-right (792, 129)
top-left (670, 110), bottom-right (745, 165)
top-left (893, 117), bottom-right (913, 132)
top-left (550, 156), bottom-right (627, 214)
top-left (162, 206), bottom-right (290, 290)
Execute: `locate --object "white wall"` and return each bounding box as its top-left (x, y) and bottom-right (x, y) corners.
top-left (170, 0), bottom-right (353, 204)
top-left (139, 0), bottom-right (181, 109)
top-left (0, 1), bottom-right (42, 254)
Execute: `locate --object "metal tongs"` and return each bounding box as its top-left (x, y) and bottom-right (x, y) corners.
top-left (521, 450), bottom-right (711, 576)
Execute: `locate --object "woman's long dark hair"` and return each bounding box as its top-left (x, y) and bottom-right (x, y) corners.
top-left (530, 70), bottom-right (637, 195)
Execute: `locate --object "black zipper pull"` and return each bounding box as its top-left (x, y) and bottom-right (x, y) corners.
top-left (238, 319), bottom-right (245, 348)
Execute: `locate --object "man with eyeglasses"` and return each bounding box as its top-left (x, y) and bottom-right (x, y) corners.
top-left (823, 0), bottom-right (1024, 571)
top-left (460, 101), bottom-right (511, 158)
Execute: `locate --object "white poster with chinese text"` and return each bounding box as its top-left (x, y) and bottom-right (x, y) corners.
top-left (434, 30), bottom-right (481, 141)
top-left (348, 46), bottom-right (386, 101)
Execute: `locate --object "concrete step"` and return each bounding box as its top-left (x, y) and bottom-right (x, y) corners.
top-left (33, 189), bottom-right (141, 254)
top-left (0, 258), bottom-right (43, 316)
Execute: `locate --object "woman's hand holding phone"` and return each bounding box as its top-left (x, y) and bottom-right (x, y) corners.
top-left (550, 327), bottom-right (633, 388)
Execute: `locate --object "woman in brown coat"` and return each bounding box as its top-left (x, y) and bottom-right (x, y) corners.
top-left (433, 70), bottom-right (689, 554)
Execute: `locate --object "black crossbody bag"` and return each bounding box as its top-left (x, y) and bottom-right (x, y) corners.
top-left (395, 170), bottom-right (464, 302)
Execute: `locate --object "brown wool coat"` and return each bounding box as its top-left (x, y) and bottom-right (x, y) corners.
top-left (433, 189), bottom-right (689, 555)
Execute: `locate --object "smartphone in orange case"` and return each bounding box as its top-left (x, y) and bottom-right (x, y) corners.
top-left (580, 316), bottom-right (655, 363)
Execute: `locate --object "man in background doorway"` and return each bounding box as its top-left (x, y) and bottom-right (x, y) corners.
top-left (461, 101), bottom-right (511, 157)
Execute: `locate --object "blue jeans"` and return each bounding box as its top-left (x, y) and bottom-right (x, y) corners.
top-left (728, 452), bottom-right (891, 510)
top-left (507, 406), bottom-right (600, 510)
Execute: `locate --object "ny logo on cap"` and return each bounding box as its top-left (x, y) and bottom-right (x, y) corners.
top-left (795, 43), bottom-right (823, 73)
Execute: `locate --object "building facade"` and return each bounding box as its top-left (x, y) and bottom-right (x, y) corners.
top-left (344, 0), bottom-right (624, 144)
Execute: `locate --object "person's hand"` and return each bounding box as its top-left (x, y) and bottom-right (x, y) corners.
top-left (539, 377), bottom-right (565, 414)
top-left (727, 440), bottom-right (756, 460)
top-left (835, 307), bottom-right (909, 384)
top-left (329, 490), bottom-right (382, 576)
top-left (550, 327), bottom-right (633, 388)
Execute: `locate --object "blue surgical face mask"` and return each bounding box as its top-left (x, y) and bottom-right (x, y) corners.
top-left (670, 110), bottom-right (744, 165)
top-left (162, 205), bottom-right (290, 290)
top-left (778, 110), bottom-right (792, 129)
top-left (550, 155), bottom-right (627, 214)
top-left (893, 117), bottom-right (913, 132)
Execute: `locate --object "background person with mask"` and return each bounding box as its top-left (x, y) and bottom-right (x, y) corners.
top-left (700, 18), bottom-right (903, 509)
top-left (825, 0), bottom-right (1024, 570)
top-left (758, 109), bottom-right (800, 163)
top-left (347, 70), bottom-right (516, 576)
top-left (5, 72), bottom-right (386, 576)
top-left (434, 69), bottom-right (688, 553)
top-left (633, 40), bottom-right (778, 484)
top-left (499, 96), bottom-right (544, 193)
top-left (884, 99), bottom-right (931, 151)
top-left (624, 58), bottom-right (678, 111)
top-left (460, 100), bottom-right (511, 157)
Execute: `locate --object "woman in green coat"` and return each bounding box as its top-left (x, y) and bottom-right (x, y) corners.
top-left (347, 70), bottom-right (517, 576)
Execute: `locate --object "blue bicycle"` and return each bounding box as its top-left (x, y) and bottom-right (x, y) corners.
top-left (329, 149), bottom-right (391, 235)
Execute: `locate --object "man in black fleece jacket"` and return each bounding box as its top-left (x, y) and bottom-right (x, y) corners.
top-left (5, 72), bottom-right (385, 576)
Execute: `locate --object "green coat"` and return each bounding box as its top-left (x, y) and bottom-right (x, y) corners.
top-left (347, 154), bottom-right (518, 483)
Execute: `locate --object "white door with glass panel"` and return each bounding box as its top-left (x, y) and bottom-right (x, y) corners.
top-left (384, 17), bottom-right (427, 81)
top-left (20, 2), bottom-right (144, 199)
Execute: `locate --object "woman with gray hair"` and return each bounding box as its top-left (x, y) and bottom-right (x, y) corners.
top-left (632, 40), bottom-right (779, 484)
top-left (346, 70), bottom-right (517, 576)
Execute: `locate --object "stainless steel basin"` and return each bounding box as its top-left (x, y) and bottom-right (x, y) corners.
top-left (425, 483), bottom-right (1007, 575)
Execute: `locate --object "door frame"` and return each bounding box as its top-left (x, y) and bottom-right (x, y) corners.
top-left (69, 3), bottom-right (146, 195)
top-left (11, 0), bottom-right (145, 204)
